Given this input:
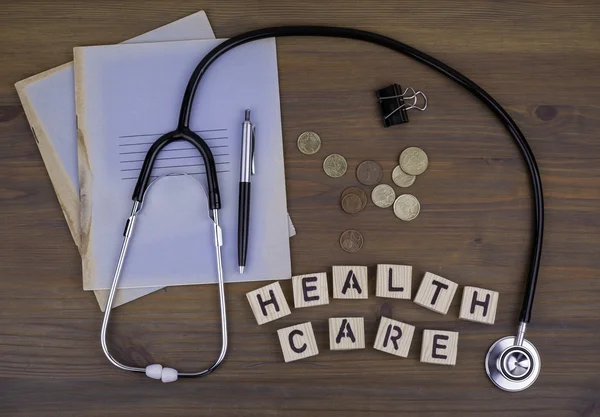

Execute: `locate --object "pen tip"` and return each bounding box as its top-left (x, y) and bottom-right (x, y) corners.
top-left (240, 266), bottom-right (245, 274)
top-left (245, 109), bottom-right (250, 121)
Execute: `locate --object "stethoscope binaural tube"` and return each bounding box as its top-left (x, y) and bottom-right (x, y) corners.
top-left (101, 133), bottom-right (227, 382)
top-left (102, 26), bottom-right (544, 389)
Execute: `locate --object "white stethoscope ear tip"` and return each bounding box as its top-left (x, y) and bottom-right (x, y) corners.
top-left (146, 364), bottom-right (178, 383)
top-left (146, 364), bottom-right (163, 379)
top-left (485, 336), bottom-right (541, 392)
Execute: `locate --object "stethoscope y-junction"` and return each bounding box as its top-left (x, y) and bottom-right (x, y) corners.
top-left (100, 26), bottom-right (544, 391)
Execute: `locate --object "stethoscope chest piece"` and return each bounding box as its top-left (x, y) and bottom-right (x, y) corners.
top-left (485, 336), bottom-right (541, 392)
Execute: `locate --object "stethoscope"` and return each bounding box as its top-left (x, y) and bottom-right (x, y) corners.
top-left (100, 26), bottom-right (544, 390)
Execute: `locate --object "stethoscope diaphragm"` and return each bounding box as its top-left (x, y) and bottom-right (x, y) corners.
top-left (485, 336), bottom-right (541, 392)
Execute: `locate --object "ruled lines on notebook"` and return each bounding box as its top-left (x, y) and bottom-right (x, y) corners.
top-left (118, 128), bottom-right (231, 180)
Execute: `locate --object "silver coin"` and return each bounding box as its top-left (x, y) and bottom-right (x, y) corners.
top-left (399, 147), bottom-right (428, 176)
top-left (323, 154), bottom-right (348, 178)
top-left (392, 165), bottom-right (416, 188)
top-left (393, 194), bottom-right (421, 221)
top-left (371, 184), bottom-right (396, 208)
top-left (297, 131), bottom-right (322, 155)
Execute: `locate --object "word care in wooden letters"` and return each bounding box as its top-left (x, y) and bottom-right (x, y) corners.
top-left (246, 265), bottom-right (499, 365)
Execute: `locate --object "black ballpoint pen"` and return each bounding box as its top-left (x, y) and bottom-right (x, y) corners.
top-left (238, 109), bottom-right (255, 274)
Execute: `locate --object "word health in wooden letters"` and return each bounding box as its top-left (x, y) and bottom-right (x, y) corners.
top-left (245, 265), bottom-right (499, 364)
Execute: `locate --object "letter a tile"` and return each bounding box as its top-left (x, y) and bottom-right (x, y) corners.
top-left (332, 266), bottom-right (368, 299)
top-left (329, 317), bottom-right (365, 350)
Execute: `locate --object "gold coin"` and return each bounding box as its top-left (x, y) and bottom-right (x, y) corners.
top-left (399, 147), bottom-right (428, 175)
top-left (341, 187), bottom-right (367, 210)
top-left (392, 165), bottom-right (416, 188)
top-left (341, 193), bottom-right (363, 214)
top-left (356, 160), bottom-right (383, 185)
top-left (339, 229), bottom-right (364, 253)
top-left (297, 131), bottom-right (322, 155)
top-left (393, 194), bottom-right (421, 221)
top-left (371, 184), bottom-right (396, 208)
top-left (323, 154), bottom-right (348, 178)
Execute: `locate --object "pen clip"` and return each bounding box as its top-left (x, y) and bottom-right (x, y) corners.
top-left (251, 124), bottom-right (256, 175)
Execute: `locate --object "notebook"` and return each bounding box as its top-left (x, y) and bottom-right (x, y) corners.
top-left (75, 38), bottom-right (292, 290)
top-left (15, 11), bottom-right (217, 309)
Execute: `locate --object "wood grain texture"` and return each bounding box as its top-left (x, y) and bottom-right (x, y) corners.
top-left (332, 266), bottom-right (369, 299)
top-left (420, 329), bottom-right (459, 366)
top-left (246, 282), bottom-right (291, 325)
top-left (1, 1), bottom-right (600, 416)
top-left (292, 272), bottom-right (330, 308)
top-left (328, 317), bottom-right (365, 350)
top-left (277, 322), bottom-right (319, 363)
top-left (459, 285), bottom-right (500, 325)
top-left (375, 264), bottom-right (412, 299)
top-left (414, 272), bottom-right (459, 315)
top-left (373, 316), bottom-right (415, 358)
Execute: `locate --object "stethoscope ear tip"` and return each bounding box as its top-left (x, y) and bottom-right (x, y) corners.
top-left (146, 364), bottom-right (179, 383)
top-left (485, 336), bottom-right (541, 392)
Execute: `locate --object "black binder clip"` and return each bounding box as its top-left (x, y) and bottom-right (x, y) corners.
top-left (376, 84), bottom-right (427, 127)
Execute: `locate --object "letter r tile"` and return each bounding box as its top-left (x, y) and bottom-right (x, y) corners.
top-left (373, 316), bottom-right (415, 358)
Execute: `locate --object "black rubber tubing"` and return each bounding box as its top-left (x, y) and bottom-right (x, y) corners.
top-left (170, 25), bottom-right (543, 324)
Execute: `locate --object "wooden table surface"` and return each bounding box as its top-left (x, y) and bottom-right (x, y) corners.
top-left (2, 1), bottom-right (599, 416)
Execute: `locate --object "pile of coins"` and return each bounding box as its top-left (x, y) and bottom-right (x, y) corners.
top-left (297, 130), bottom-right (429, 253)
top-left (391, 146), bottom-right (429, 221)
top-left (340, 187), bottom-right (367, 214)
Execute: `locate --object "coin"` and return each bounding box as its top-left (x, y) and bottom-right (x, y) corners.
top-left (393, 194), bottom-right (421, 221)
top-left (399, 147), bottom-right (428, 175)
top-left (297, 131), bottom-right (321, 155)
top-left (339, 229), bottom-right (364, 253)
top-left (392, 165), bottom-right (416, 188)
top-left (341, 186), bottom-right (368, 210)
top-left (356, 160), bottom-right (383, 185)
top-left (341, 193), bottom-right (363, 214)
top-left (323, 154), bottom-right (348, 178)
top-left (371, 184), bottom-right (396, 208)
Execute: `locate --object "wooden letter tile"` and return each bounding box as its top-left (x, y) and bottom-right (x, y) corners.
top-left (459, 286), bottom-right (499, 325)
top-left (292, 272), bottom-right (329, 308)
top-left (277, 322), bottom-right (319, 362)
top-left (332, 266), bottom-right (368, 299)
top-left (373, 316), bottom-right (415, 358)
top-left (413, 272), bottom-right (458, 315)
top-left (246, 282), bottom-right (291, 325)
top-left (329, 317), bottom-right (365, 350)
top-left (420, 329), bottom-right (459, 366)
top-left (376, 264), bottom-right (412, 299)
